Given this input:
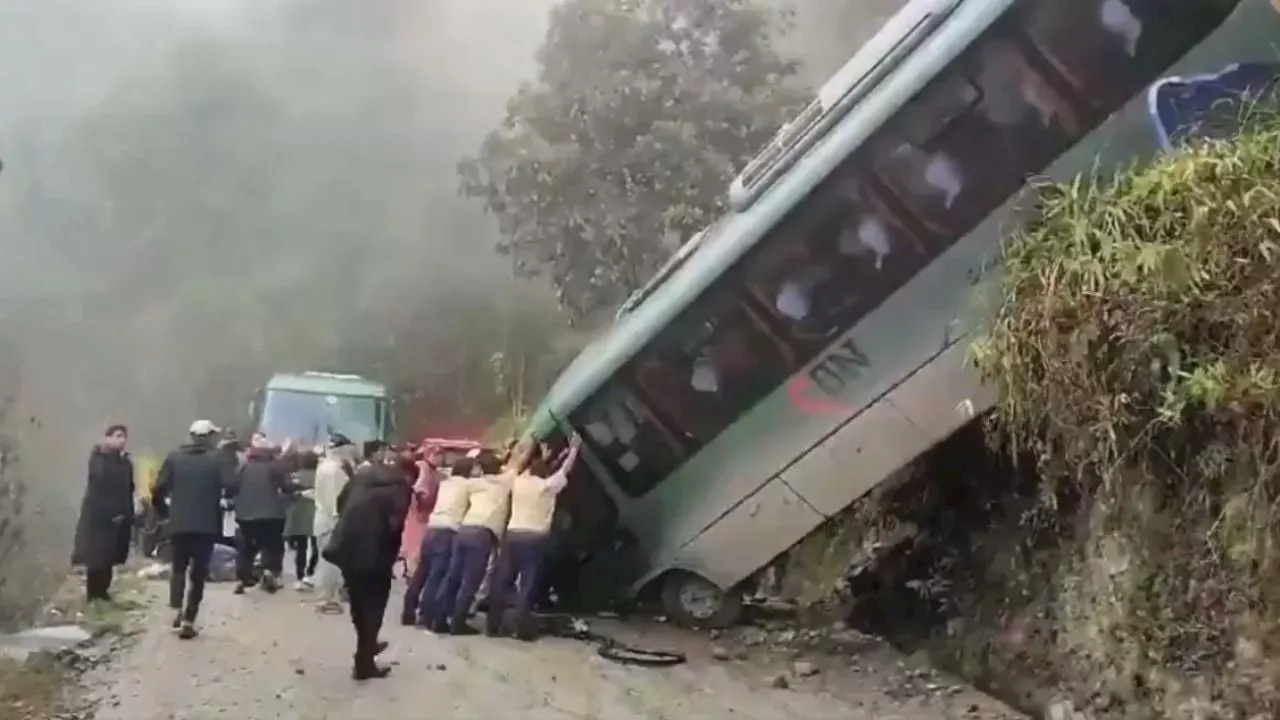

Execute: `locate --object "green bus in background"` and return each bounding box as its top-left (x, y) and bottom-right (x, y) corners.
top-left (524, 0), bottom-right (1279, 627)
top-left (250, 371), bottom-right (395, 448)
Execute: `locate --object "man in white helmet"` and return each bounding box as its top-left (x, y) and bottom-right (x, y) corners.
top-left (152, 420), bottom-right (236, 639)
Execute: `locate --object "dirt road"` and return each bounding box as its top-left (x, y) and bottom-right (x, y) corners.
top-left (82, 580), bottom-right (1022, 720)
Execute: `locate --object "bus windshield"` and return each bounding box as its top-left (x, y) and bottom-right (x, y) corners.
top-left (258, 390), bottom-right (384, 446)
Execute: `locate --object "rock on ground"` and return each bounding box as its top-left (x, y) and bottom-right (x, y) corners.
top-left (0, 625), bottom-right (94, 663)
top-left (81, 582), bottom-right (1024, 720)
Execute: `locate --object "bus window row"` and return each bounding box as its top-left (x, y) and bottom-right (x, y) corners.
top-left (573, 0), bottom-right (1233, 497)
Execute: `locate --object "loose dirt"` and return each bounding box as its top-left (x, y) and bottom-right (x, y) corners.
top-left (77, 579), bottom-right (1023, 720)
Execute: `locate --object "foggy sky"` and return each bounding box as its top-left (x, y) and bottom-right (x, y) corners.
top-left (0, 0), bottom-right (902, 571)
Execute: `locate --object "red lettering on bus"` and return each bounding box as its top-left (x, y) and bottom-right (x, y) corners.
top-left (787, 375), bottom-right (853, 415)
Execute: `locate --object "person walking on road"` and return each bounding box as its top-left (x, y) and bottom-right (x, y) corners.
top-left (284, 450), bottom-right (320, 590)
top-left (71, 424), bottom-right (135, 603)
top-left (313, 434), bottom-right (357, 614)
top-left (404, 455), bottom-right (472, 627)
top-left (232, 432), bottom-right (294, 595)
top-left (323, 446), bottom-right (410, 680)
top-left (152, 420), bottom-right (235, 639)
top-left (486, 435), bottom-right (581, 640)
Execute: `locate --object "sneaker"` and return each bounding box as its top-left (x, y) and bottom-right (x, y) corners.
top-left (261, 571), bottom-right (280, 594)
top-left (171, 612), bottom-right (182, 630)
top-left (315, 600), bottom-right (344, 615)
top-left (233, 583), bottom-right (247, 595)
top-left (177, 621), bottom-right (198, 640)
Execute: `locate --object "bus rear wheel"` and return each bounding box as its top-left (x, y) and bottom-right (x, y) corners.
top-left (660, 571), bottom-right (742, 629)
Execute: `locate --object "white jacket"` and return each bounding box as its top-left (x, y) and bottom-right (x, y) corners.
top-left (312, 449), bottom-right (354, 535)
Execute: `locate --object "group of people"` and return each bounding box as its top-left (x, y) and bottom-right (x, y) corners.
top-left (399, 434), bottom-right (582, 643)
top-left (72, 417), bottom-right (585, 681)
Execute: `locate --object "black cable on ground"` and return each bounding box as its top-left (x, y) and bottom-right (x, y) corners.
top-left (540, 614), bottom-right (687, 667)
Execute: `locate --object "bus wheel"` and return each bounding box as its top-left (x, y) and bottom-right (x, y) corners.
top-left (660, 571), bottom-right (742, 629)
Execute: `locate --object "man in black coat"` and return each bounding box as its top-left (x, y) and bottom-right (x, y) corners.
top-left (232, 432), bottom-right (294, 594)
top-left (324, 448), bottom-right (410, 680)
top-left (152, 420), bottom-right (236, 639)
top-left (72, 424), bottom-right (135, 603)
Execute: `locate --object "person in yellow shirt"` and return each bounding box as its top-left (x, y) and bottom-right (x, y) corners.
top-left (485, 434), bottom-right (582, 641)
top-left (404, 456), bottom-right (473, 628)
top-left (434, 450), bottom-right (513, 635)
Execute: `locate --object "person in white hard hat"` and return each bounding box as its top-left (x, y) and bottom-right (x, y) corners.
top-left (151, 420), bottom-right (236, 639)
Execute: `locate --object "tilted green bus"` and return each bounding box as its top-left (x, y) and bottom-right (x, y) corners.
top-left (526, 0), bottom-right (1279, 627)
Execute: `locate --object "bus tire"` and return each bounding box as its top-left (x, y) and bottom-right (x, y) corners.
top-left (659, 571), bottom-right (742, 629)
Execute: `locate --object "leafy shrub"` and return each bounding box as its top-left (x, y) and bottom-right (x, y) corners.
top-left (971, 119), bottom-right (1280, 713)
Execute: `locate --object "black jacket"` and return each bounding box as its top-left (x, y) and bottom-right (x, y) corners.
top-left (233, 449), bottom-right (292, 522)
top-left (153, 441), bottom-right (235, 536)
top-left (323, 463), bottom-right (410, 574)
top-left (71, 446), bottom-right (135, 568)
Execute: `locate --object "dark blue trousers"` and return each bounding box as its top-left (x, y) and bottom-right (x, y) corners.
top-left (406, 527), bottom-right (455, 624)
top-left (486, 531), bottom-right (550, 635)
top-left (439, 525), bottom-right (495, 626)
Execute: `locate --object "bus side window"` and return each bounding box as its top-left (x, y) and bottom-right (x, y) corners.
top-left (1017, 0), bottom-right (1238, 113)
top-left (869, 35), bottom-right (1081, 236)
top-left (744, 168), bottom-right (933, 353)
top-left (631, 288), bottom-right (793, 449)
top-left (570, 385), bottom-right (683, 498)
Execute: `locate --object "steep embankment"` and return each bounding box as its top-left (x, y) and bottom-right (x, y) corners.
top-left (0, 372), bottom-right (80, 631)
top-left (784, 121), bottom-right (1280, 720)
top-left (0, 400), bottom-right (35, 629)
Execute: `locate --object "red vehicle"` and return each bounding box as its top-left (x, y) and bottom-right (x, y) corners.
top-left (418, 437), bottom-right (483, 469)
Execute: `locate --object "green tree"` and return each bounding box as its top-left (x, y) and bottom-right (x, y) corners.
top-left (458, 0), bottom-right (807, 318)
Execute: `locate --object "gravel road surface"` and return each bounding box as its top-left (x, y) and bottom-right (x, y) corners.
top-left (82, 580), bottom-right (1023, 720)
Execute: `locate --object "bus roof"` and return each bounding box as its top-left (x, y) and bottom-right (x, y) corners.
top-left (528, 0), bottom-right (995, 431)
top-left (266, 372), bottom-right (388, 397)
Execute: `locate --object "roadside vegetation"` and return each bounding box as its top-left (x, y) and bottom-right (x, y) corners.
top-left (968, 117), bottom-right (1280, 718)
top-left (774, 118), bottom-right (1280, 719)
top-left (0, 571), bottom-right (145, 720)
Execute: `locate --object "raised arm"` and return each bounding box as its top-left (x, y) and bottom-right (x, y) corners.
top-left (545, 434), bottom-right (582, 494)
top-left (503, 436), bottom-right (536, 475)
